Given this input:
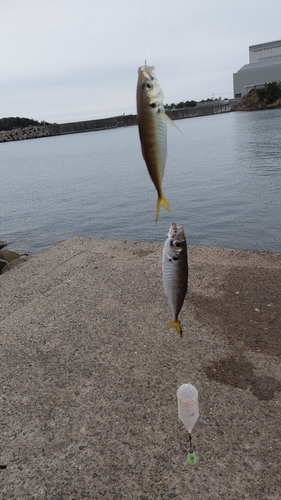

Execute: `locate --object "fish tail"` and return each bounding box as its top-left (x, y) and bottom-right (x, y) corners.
top-left (165, 319), bottom-right (183, 338)
top-left (156, 195), bottom-right (170, 222)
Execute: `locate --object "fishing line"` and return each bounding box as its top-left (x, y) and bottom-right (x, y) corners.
top-left (187, 432), bottom-right (198, 465)
top-left (142, 5), bottom-right (154, 66)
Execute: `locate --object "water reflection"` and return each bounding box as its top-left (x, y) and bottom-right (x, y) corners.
top-left (234, 108), bottom-right (281, 175)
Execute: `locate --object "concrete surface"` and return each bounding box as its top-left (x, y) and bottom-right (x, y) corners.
top-left (0, 236), bottom-right (280, 500)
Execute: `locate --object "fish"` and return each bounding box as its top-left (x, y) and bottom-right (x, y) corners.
top-left (136, 64), bottom-right (173, 222)
top-left (162, 223), bottom-right (188, 337)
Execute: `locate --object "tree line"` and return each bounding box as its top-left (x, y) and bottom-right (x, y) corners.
top-left (0, 117), bottom-right (50, 132)
top-left (165, 100), bottom-right (198, 110)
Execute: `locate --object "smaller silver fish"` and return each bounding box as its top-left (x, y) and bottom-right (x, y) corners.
top-left (162, 223), bottom-right (188, 337)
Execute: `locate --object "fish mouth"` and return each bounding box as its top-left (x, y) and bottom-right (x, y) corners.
top-left (138, 66), bottom-right (158, 89)
top-left (168, 223), bottom-right (185, 241)
top-left (169, 222), bottom-right (180, 236)
top-left (138, 65), bottom-right (155, 80)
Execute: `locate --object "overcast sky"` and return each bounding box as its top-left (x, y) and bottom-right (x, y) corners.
top-left (1, 0), bottom-right (281, 123)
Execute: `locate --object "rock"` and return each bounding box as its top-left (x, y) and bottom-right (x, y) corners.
top-left (0, 125), bottom-right (50, 142)
top-left (0, 242), bottom-right (8, 250)
top-left (2, 255), bottom-right (30, 274)
top-left (0, 258), bottom-right (8, 273)
top-left (0, 249), bottom-right (20, 261)
top-left (232, 88), bottom-right (281, 111)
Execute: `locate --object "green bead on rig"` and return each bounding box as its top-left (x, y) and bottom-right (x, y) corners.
top-left (187, 451), bottom-right (198, 465)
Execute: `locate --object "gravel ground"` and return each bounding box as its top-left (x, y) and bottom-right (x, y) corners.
top-left (0, 236), bottom-right (280, 500)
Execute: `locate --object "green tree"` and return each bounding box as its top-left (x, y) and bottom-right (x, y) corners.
top-left (257, 81), bottom-right (281, 104)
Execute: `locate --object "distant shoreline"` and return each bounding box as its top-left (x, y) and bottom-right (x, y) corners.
top-left (3, 96), bottom-right (281, 143)
top-left (0, 102), bottom-right (232, 142)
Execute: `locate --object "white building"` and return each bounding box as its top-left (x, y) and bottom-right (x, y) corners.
top-left (233, 40), bottom-right (281, 98)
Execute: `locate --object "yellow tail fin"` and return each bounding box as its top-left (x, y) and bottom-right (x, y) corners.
top-left (165, 319), bottom-right (183, 338)
top-left (156, 195), bottom-right (170, 222)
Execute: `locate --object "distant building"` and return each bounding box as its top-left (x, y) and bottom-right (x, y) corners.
top-left (233, 39), bottom-right (281, 98)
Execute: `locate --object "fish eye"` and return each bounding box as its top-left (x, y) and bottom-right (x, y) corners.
top-left (142, 82), bottom-right (152, 91)
top-left (175, 242), bottom-right (181, 248)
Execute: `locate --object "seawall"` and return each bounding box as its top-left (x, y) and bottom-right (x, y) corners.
top-left (167, 101), bottom-right (231, 119)
top-left (0, 103), bottom-right (232, 142)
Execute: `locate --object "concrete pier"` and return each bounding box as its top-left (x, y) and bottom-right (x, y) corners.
top-left (1, 236), bottom-right (280, 499)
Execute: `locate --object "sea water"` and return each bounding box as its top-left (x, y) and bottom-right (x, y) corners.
top-left (1, 109), bottom-right (280, 254)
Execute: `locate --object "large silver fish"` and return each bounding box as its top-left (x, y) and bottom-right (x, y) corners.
top-left (162, 223), bottom-right (188, 337)
top-left (136, 64), bottom-right (173, 222)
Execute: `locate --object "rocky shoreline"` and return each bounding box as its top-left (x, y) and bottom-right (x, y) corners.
top-left (0, 242), bottom-right (30, 274)
top-left (232, 87), bottom-right (281, 111)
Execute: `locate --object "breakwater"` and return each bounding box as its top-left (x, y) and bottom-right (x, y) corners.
top-left (0, 125), bottom-right (51, 142)
top-left (0, 102), bottom-right (232, 142)
top-left (47, 113), bottom-right (138, 136)
top-left (168, 101), bottom-right (231, 119)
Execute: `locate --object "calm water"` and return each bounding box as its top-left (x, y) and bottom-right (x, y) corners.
top-left (1, 109), bottom-right (281, 254)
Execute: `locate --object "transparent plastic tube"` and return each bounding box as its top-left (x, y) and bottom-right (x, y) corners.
top-left (177, 383), bottom-right (199, 432)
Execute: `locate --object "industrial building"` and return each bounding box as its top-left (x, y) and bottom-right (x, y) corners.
top-left (233, 39), bottom-right (281, 98)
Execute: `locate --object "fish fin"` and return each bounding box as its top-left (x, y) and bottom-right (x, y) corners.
top-left (165, 319), bottom-right (183, 338)
top-left (156, 195), bottom-right (170, 222)
top-left (158, 109), bottom-right (183, 134)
